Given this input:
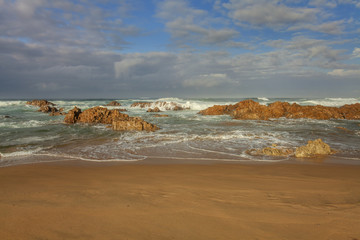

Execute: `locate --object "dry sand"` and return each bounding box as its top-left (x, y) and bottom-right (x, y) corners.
top-left (1, 162), bottom-right (360, 240)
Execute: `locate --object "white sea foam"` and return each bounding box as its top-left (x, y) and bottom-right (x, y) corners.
top-left (0, 120), bottom-right (46, 129)
top-left (0, 148), bottom-right (43, 158)
top-left (299, 98), bottom-right (360, 107)
top-left (0, 101), bottom-right (25, 107)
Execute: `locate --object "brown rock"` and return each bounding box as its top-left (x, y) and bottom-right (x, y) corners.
top-left (112, 117), bottom-right (159, 132)
top-left (153, 114), bottom-right (169, 118)
top-left (64, 107), bottom-right (82, 124)
top-left (257, 146), bottom-right (294, 156)
top-left (38, 105), bottom-right (59, 114)
top-left (131, 102), bottom-right (152, 108)
top-left (147, 107), bottom-right (161, 112)
top-left (198, 104), bottom-right (237, 115)
top-left (199, 99), bottom-right (360, 120)
top-left (295, 139), bottom-right (335, 158)
top-left (26, 99), bottom-right (55, 107)
top-left (131, 101), bottom-right (188, 111)
top-left (77, 107), bottom-right (129, 124)
top-left (64, 106), bottom-right (159, 131)
top-left (106, 101), bottom-right (121, 106)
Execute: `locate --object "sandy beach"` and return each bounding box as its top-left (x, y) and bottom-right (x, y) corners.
top-left (1, 161), bottom-right (360, 240)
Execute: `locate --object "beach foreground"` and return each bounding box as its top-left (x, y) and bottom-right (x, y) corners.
top-left (1, 162), bottom-right (360, 240)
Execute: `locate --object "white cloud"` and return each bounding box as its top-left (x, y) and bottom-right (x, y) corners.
top-left (309, 0), bottom-right (337, 8)
top-left (224, 0), bottom-right (318, 28)
top-left (352, 48), bottom-right (360, 58)
top-left (328, 69), bottom-right (360, 77)
top-left (157, 0), bottom-right (238, 47)
top-left (288, 20), bottom-right (344, 34)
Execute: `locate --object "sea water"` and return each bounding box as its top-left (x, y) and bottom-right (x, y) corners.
top-left (0, 97), bottom-right (359, 167)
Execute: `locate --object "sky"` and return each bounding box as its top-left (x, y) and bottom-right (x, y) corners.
top-left (0, 0), bottom-right (359, 99)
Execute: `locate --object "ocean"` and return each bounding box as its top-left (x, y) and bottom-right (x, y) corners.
top-left (0, 97), bottom-right (359, 167)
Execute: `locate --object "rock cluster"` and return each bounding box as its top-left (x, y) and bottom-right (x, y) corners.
top-left (64, 106), bottom-right (159, 132)
top-left (295, 139), bottom-right (335, 158)
top-left (131, 101), bottom-right (187, 111)
top-left (199, 99), bottom-right (360, 120)
top-left (26, 99), bottom-right (65, 116)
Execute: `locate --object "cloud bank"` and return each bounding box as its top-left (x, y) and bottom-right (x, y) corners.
top-left (0, 0), bottom-right (359, 98)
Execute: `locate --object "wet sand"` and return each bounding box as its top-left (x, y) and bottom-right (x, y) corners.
top-left (1, 162), bottom-right (360, 240)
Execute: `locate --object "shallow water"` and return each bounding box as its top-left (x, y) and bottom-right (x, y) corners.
top-left (0, 97), bottom-right (359, 166)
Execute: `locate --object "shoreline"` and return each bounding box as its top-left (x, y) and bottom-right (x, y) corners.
top-left (1, 160), bottom-right (360, 239)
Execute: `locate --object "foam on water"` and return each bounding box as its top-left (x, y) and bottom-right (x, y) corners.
top-left (298, 98), bottom-right (360, 107)
top-left (1, 97), bottom-right (359, 166)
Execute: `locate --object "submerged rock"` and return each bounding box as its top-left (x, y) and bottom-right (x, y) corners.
top-left (295, 139), bottom-right (335, 158)
top-left (199, 99), bottom-right (360, 120)
top-left (63, 106), bottom-right (159, 131)
top-left (131, 101), bottom-right (187, 111)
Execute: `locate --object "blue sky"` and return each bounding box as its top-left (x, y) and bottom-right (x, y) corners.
top-left (0, 0), bottom-right (359, 98)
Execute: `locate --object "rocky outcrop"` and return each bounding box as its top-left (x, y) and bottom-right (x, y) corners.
top-left (27, 99), bottom-right (65, 116)
top-left (295, 139), bottom-right (335, 158)
top-left (106, 101), bottom-right (121, 106)
top-left (64, 106), bottom-right (159, 131)
top-left (153, 114), bottom-right (169, 118)
top-left (199, 99), bottom-right (360, 120)
top-left (131, 101), bottom-right (187, 111)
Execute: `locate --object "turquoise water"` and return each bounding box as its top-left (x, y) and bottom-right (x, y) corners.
top-left (1, 97), bottom-right (359, 166)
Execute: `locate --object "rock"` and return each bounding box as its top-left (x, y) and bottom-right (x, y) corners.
top-left (64, 107), bottom-right (82, 124)
top-left (336, 127), bottom-right (352, 133)
top-left (131, 101), bottom-right (188, 111)
top-left (38, 105), bottom-right (59, 114)
top-left (64, 106), bottom-right (159, 131)
top-left (112, 117), bottom-right (159, 132)
top-left (254, 145), bottom-right (294, 156)
top-left (173, 106), bottom-right (184, 111)
top-left (106, 101), bottom-right (121, 106)
top-left (198, 104), bottom-right (237, 115)
top-left (26, 99), bottom-right (55, 107)
top-left (147, 107), bottom-right (161, 112)
top-left (199, 99), bottom-right (360, 120)
top-left (131, 102), bottom-right (152, 108)
top-left (295, 139), bottom-right (335, 158)
top-left (153, 114), bottom-right (169, 118)
top-left (76, 106), bottom-right (129, 124)
top-left (3, 115), bottom-right (10, 118)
